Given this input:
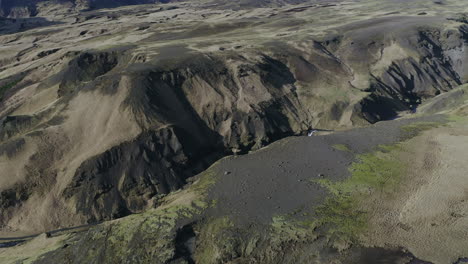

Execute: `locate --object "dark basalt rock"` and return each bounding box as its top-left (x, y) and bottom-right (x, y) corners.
top-left (58, 51), bottom-right (119, 96)
top-left (63, 126), bottom-right (223, 222)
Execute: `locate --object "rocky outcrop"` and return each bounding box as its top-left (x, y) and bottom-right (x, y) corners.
top-left (328, 17), bottom-right (468, 122)
top-left (0, 0), bottom-right (50, 18)
top-left (58, 51), bottom-right (120, 96)
top-left (126, 53), bottom-right (311, 151)
top-left (63, 126), bottom-right (223, 222)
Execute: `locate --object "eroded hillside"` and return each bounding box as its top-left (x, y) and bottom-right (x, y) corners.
top-left (0, 0), bottom-right (468, 263)
top-left (0, 0), bottom-right (468, 234)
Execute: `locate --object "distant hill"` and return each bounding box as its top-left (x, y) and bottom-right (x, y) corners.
top-left (0, 0), bottom-right (170, 17)
top-left (0, 0), bottom-right (324, 18)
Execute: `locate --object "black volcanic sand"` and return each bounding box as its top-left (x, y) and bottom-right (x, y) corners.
top-left (202, 115), bottom-right (446, 262)
top-left (343, 247), bottom-right (433, 264)
top-left (207, 115), bottom-right (447, 225)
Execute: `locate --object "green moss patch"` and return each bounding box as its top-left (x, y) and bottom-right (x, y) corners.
top-left (89, 169), bottom-right (219, 262)
top-left (271, 215), bottom-right (317, 241)
top-left (311, 121), bottom-right (443, 244)
top-left (193, 213), bottom-right (320, 264)
top-left (447, 114), bottom-right (468, 124)
top-left (400, 121), bottom-right (441, 140)
top-left (313, 143), bottom-right (405, 244)
top-left (194, 217), bottom-right (235, 264)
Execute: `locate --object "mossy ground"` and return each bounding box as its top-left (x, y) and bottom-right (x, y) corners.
top-left (193, 214), bottom-right (320, 264)
top-left (312, 121), bottom-right (442, 244)
top-left (194, 217), bottom-right (236, 263)
top-left (447, 114), bottom-right (468, 125)
top-left (271, 215), bottom-right (317, 242)
top-left (80, 167), bottom-right (220, 263)
top-left (400, 121), bottom-right (442, 140)
top-left (313, 144), bottom-right (404, 244)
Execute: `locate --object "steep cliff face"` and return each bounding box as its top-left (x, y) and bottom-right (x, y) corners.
top-left (334, 18), bottom-right (468, 122)
top-left (0, 0), bottom-right (62, 18)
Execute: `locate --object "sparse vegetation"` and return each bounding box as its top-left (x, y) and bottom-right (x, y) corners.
top-left (312, 121), bottom-right (444, 244)
top-left (447, 114), bottom-right (468, 123)
top-left (313, 144), bottom-right (405, 243)
top-left (400, 122), bottom-right (442, 140)
top-left (0, 79), bottom-right (21, 101)
top-left (271, 215), bottom-right (317, 241)
top-left (0, 165), bottom-right (222, 264)
top-left (193, 214), bottom-right (320, 264)
top-left (448, 13), bottom-right (468, 23)
top-left (74, 167), bottom-right (221, 263)
top-left (194, 217), bottom-right (235, 264)
top-left (332, 144), bottom-right (351, 152)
